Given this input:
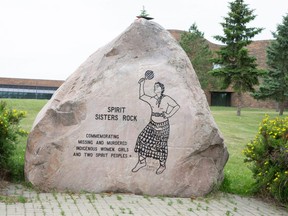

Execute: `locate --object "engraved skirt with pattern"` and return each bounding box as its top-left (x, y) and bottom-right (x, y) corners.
top-left (134, 119), bottom-right (170, 160)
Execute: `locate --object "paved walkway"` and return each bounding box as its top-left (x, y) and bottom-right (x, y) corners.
top-left (0, 183), bottom-right (287, 216)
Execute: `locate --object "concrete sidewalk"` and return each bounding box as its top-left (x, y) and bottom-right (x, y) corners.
top-left (0, 184), bottom-right (287, 216)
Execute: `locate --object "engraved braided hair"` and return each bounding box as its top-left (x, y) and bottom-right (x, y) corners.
top-left (155, 82), bottom-right (165, 107)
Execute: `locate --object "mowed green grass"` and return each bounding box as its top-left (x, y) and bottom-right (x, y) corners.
top-left (2, 99), bottom-right (287, 195)
top-left (2, 99), bottom-right (48, 132)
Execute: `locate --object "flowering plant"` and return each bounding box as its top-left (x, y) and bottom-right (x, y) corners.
top-left (243, 114), bottom-right (288, 204)
top-left (0, 101), bottom-right (27, 177)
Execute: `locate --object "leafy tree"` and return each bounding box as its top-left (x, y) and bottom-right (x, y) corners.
top-left (180, 23), bottom-right (217, 89)
top-left (253, 14), bottom-right (288, 115)
top-left (209, 0), bottom-right (264, 116)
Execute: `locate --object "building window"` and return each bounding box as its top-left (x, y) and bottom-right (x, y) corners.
top-left (0, 84), bottom-right (57, 99)
top-left (211, 92), bottom-right (231, 106)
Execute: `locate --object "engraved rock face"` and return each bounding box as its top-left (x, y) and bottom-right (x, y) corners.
top-left (25, 18), bottom-right (229, 197)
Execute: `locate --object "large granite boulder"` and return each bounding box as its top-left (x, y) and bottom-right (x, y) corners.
top-left (25, 18), bottom-right (229, 197)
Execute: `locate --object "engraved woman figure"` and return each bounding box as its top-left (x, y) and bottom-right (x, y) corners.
top-left (132, 71), bottom-right (180, 175)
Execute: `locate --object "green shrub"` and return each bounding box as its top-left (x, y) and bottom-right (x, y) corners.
top-left (243, 115), bottom-right (288, 204)
top-left (0, 101), bottom-right (27, 179)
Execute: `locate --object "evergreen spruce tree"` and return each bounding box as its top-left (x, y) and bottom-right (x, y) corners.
top-left (210, 0), bottom-right (264, 116)
top-left (180, 23), bottom-right (217, 89)
top-left (253, 14), bottom-right (288, 115)
top-left (139, 6), bottom-right (149, 17)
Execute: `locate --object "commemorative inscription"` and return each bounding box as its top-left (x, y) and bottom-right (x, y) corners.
top-left (73, 106), bottom-right (137, 159)
top-left (72, 70), bottom-right (180, 176)
top-left (95, 106), bottom-right (137, 121)
top-left (73, 133), bottom-right (130, 158)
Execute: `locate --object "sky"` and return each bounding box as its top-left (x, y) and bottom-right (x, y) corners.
top-left (1, 0), bottom-right (287, 81)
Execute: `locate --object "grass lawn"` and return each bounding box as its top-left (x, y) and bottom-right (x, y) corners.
top-left (2, 99), bottom-right (287, 196)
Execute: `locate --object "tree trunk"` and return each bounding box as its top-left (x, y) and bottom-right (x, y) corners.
top-left (275, 102), bottom-right (279, 113)
top-left (237, 106), bottom-right (241, 116)
top-left (279, 101), bottom-right (284, 116)
top-left (237, 92), bottom-right (242, 116)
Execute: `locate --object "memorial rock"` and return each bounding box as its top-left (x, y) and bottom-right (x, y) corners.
top-left (25, 18), bottom-right (229, 197)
